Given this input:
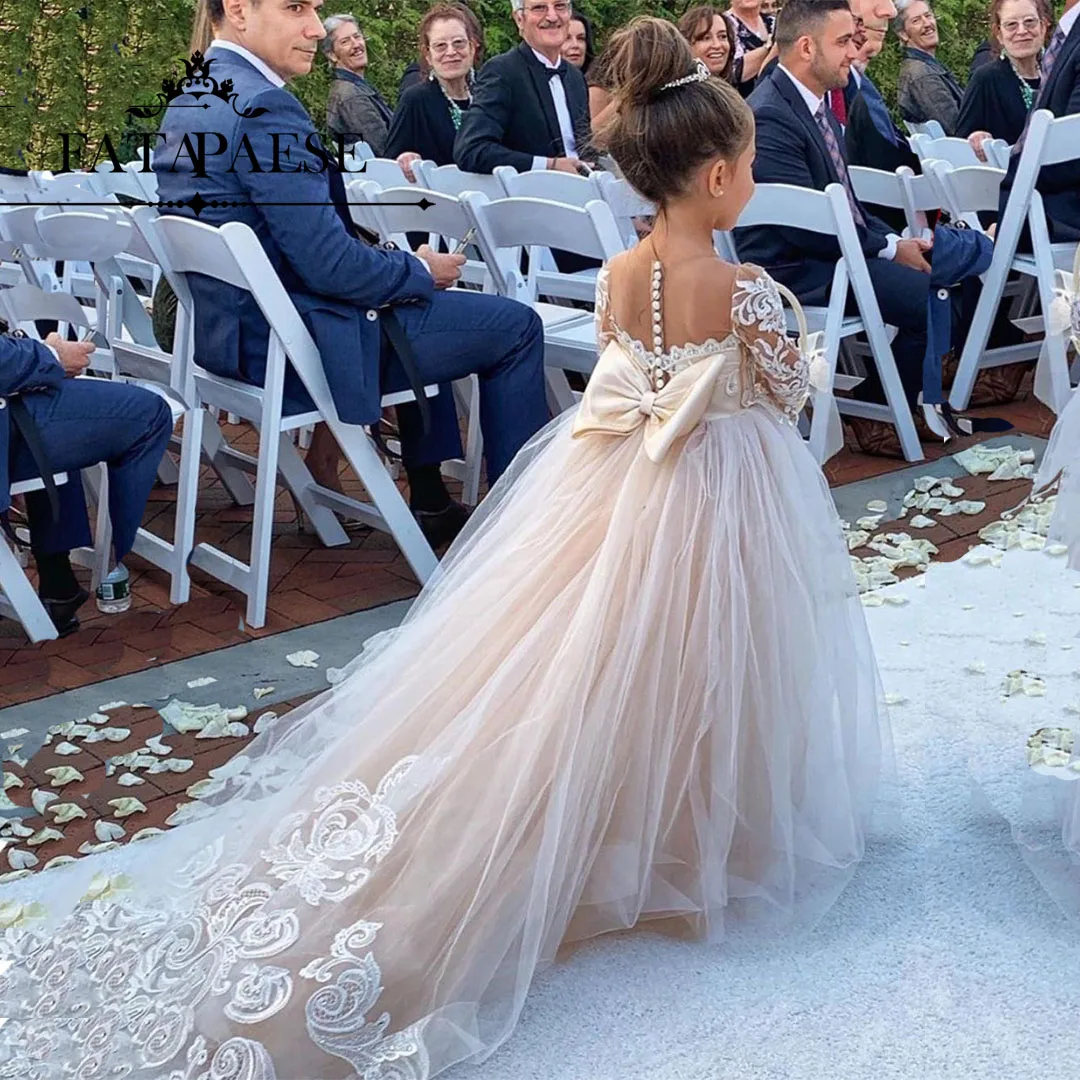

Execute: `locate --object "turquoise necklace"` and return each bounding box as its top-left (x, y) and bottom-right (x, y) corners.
top-left (433, 70), bottom-right (473, 131)
top-left (1003, 49), bottom-right (1040, 110)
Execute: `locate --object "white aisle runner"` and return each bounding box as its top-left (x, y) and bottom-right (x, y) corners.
top-left (452, 547), bottom-right (1080, 1080)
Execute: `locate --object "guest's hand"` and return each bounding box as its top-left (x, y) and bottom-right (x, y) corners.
top-left (967, 131), bottom-right (991, 162)
top-left (549, 157), bottom-right (586, 175)
top-left (894, 237), bottom-right (933, 273)
top-left (417, 244), bottom-right (465, 289)
top-left (45, 332), bottom-right (93, 377)
top-left (396, 152), bottom-right (422, 183)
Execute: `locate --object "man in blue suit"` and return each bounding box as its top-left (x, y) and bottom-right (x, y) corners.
top-left (735, 0), bottom-right (932, 438)
top-left (0, 333), bottom-right (173, 636)
top-left (153, 0), bottom-right (549, 546)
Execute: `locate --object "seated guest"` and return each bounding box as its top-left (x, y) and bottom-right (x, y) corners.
top-left (678, 6), bottom-right (738, 83)
top-left (388, 4), bottom-right (478, 180)
top-left (737, 0), bottom-right (934, 446)
top-left (894, 0), bottom-right (965, 134)
top-left (0, 332), bottom-right (172, 636)
top-left (454, 0), bottom-right (592, 176)
top-left (399, 1), bottom-right (484, 96)
top-left (959, 0), bottom-right (1050, 153)
top-left (998, 0), bottom-right (1080, 242)
top-left (156, 0), bottom-right (550, 546)
top-left (323, 14), bottom-right (394, 155)
top-left (730, 0), bottom-right (777, 96)
top-left (846, 0), bottom-right (922, 173)
top-left (561, 12), bottom-right (595, 73)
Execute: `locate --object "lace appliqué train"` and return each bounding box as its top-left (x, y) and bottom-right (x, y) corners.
top-left (0, 757), bottom-right (426, 1080)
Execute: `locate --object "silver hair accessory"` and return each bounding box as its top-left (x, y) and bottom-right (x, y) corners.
top-left (660, 58), bottom-right (712, 92)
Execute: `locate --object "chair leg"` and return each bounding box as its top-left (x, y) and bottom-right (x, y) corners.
top-left (1033, 272), bottom-right (1073, 413)
top-left (331, 421), bottom-right (438, 585)
top-left (82, 465), bottom-right (113, 589)
top-left (545, 368), bottom-right (577, 414)
top-left (169, 404), bottom-right (202, 605)
top-left (461, 376), bottom-right (483, 508)
top-left (0, 538), bottom-right (57, 642)
top-left (201, 420), bottom-right (257, 507)
top-left (949, 255), bottom-right (1010, 412)
top-left (275, 436), bottom-right (350, 547)
top-left (245, 422), bottom-right (283, 629)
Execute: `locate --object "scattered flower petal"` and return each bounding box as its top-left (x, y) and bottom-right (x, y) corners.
top-left (26, 827), bottom-right (64, 847)
top-left (31, 789), bottom-right (59, 814)
top-left (78, 840), bottom-right (120, 855)
top-left (253, 712), bottom-right (277, 734)
top-left (253, 686), bottom-right (275, 699)
top-left (7, 848), bottom-right (37, 870)
top-left (94, 820), bottom-right (125, 842)
top-left (44, 766), bottom-right (84, 788)
top-left (53, 741), bottom-right (81, 755)
top-left (117, 772), bottom-right (146, 786)
top-left (48, 802), bottom-right (87, 824)
top-left (286, 649), bottom-right (320, 668)
top-left (186, 676), bottom-right (218, 689)
top-left (108, 798), bottom-right (147, 818)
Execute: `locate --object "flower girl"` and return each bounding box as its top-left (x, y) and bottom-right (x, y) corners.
top-left (0, 18), bottom-right (888, 1080)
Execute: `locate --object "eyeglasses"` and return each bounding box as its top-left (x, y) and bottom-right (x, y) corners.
top-left (525, 2), bottom-right (571, 17)
top-left (1000, 16), bottom-right (1041, 33)
top-left (430, 37), bottom-right (470, 55)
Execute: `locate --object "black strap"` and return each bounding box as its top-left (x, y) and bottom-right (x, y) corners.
top-left (7, 396), bottom-right (61, 524)
top-left (379, 308), bottom-right (431, 435)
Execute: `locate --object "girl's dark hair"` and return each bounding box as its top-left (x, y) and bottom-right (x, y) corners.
top-left (418, 2), bottom-right (485, 72)
top-left (567, 13), bottom-right (597, 75)
top-left (597, 16), bottom-right (753, 207)
top-left (987, 0), bottom-right (1052, 53)
top-left (677, 5), bottom-right (737, 83)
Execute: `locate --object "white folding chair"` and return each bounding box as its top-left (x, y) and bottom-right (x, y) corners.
top-left (848, 165), bottom-right (940, 237)
top-left (492, 167), bottom-right (606, 303)
top-left (146, 213), bottom-right (439, 627)
top-left (910, 135), bottom-right (982, 168)
top-left (592, 171), bottom-right (655, 248)
top-left (413, 161), bottom-right (507, 201)
top-left (463, 193), bottom-right (624, 413)
top-left (905, 119), bottom-right (947, 139)
top-left (349, 181), bottom-right (486, 507)
top-left (724, 182), bottom-right (922, 463)
top-left (343, 157), bottom-right (411, 189)
top-left (948, 110), bottom-right (1080, 414)
top-left (0, 472), bottom-right (74, 642)
top-left (984, 139), bottom-right (1012, 170)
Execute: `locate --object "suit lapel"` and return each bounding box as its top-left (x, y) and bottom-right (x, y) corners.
top-left (772, 71), bottom-right (841, 185)
top-left (1038, 17), bottom-right (1080, 109)
top-left (518, 42), bottom-right (564, 154)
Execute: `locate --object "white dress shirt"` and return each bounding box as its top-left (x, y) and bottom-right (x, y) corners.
top-left (210, 39), bottom-right (286, 88)
top-left (777, 65), bottom-right (898, 261)
top-left (529, 48), bottom-right (578, 171)
top-left (1059, 3), bottom-right (1080, 38)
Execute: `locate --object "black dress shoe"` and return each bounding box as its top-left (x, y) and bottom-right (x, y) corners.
top-left (39, 588), bottom-right (90, 638)
top-left (413, 501), bottom-right (470, 549)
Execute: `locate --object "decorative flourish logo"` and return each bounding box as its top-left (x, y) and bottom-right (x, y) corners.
top-left (127, 51), bottom-right (269, 121)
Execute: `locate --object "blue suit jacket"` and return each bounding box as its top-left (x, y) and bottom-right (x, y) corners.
top-left (0, 335), bottom-right (66, 513)
top-left (734, 68), bottom-right (893, 297)
top-left (153, 47), bottom-right (434, 423)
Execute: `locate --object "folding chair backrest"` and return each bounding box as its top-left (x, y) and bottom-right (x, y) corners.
top-left (348, 157), bottom-right (413, 188)
top-left (731, 182), bottom-right (841, 235)
top-left (33, 206), bottom-right (133, 262)
top-left (1036, 111), bottom-right (1080, 167)
top-left (0, 173), bottom-right (37, 202)
top-left (911, 136), bottom-right (980, 167)
top-left (36, 172), bottom-right (109, 205)
top-left (592, 172), bottom-right (655, 246)
top-left (416, 162), bottom-right (506, 201)
top-left (0, 282), bottom-right (91, 334)
top-left (493, 165), bottom-right (597, 206)
top-left (984, 139), bottom-right (1011, 169)
top-left (0, 203), bottom-right (49, 255)
top-left (346, 142), bottom-right (375, 164)
top-left (924, 160), bottom-right (1003, 230)
top-left (848, 166), bottom-right (905, 209)
top-left (905, 119), bottom-right (946, 139)
top-left (358, 183), bottom-right (475, 246)
top-left (90, 164), bottom-right (149, 202)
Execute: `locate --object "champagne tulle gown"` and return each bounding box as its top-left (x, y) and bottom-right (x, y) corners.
top-left (0, 263), bottom-right (888, 1079)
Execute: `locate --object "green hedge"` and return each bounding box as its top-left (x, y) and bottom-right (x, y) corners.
top-left (0, 0), bottom-right (994, 171)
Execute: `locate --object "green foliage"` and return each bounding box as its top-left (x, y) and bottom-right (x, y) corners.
top-left (0, 0), bottom-right (996, 170)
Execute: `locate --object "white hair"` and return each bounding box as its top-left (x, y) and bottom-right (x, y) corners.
top-left (321, 13), bottom-right (361, 57)
top-left (892, 0), bottom-right (921, 34)
top-left (510, 0), bottom-right (525, 11)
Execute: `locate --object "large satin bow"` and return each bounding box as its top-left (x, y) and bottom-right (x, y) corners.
top-left (571, 341), bottom-right (725, 463)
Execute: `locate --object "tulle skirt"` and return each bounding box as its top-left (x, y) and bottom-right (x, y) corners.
top-left (0, 406), bottom-right (889, 1079)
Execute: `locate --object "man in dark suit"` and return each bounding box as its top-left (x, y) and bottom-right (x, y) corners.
top-left (999, 0), bottom-right (1080, 242)
top-left (454, 0), bottom-right (591, 176)
top-left (0, 332), bottom-right (173, 635)
top-left (736, 0), bottom-right (932, 413)
top-left (154, 0), bottom-right (549, 545)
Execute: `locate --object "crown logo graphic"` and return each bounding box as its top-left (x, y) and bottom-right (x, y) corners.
top-left (127, 51), bottom-right (269, 121)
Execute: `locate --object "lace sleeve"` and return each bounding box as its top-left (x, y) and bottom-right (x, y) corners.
top-left (731, 264), bottom-right (809, 424)
top-left (595, 264), bottom-right (615, 353)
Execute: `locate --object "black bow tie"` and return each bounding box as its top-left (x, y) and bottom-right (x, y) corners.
top-left (548, 62), bottom-right (568, 79)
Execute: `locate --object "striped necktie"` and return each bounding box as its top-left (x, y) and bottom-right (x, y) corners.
top-left (814, 102), bottom-right (865, 226)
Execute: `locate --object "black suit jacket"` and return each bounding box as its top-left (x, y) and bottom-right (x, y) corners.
top-left (735, 68), bottom-right (893, 297)
top-left (453, 42), bottom-right (591, 173)
top-left (386, 77), bottom-right (466, 166)
top-left (998, 17), bottom-right (1080, 241)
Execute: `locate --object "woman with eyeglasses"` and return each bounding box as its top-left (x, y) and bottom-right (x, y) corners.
top-left (387, 4), bottom-right (479, 181)
top-left (958, 0), bottom-right (1051, 154)
top-left (893, 0), bottom-right (966, 134)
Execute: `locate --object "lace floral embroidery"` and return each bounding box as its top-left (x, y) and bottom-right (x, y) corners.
top-left (0, 758), bottom-right (425, 1080)
top-left (731, 267), bottom-right (810, 424)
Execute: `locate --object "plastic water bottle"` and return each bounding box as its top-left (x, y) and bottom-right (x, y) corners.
top-left (96, 564), bottom-right (131, 614)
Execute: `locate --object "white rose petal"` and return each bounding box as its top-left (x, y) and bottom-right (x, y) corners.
top-left (82, 727), bottom-right (132, 744)
top-left (53, 741), bottom-right (81, 755)
top-left (78, 840), bottom-right (120, 855)
top-left (147, 757), bottom-right (194, 774)
top-left (909, 515), bottom-right (937, 529)
top-left (7, 848), bottom-right (37, 870)
top-left (108, 798), bottom-right (147, 818)
top-left (326, 667), bottom-right (347, 685)
top-left (98, 701), bottom-right (127, 711)
top-left (0, 728), bottom-right (29, 740)
top-left (1047, 544), bottom-right (1069, 557)
top-left (286, 649), bottom-right (320, 668)
top-left (31, 789), bottom-right (59, 814)
top-left (94, 820), bottom-right (125, 842)
top-left (3, 821), bottom-right (33, 838)
top-left (117, 772), bottom-right (146, 786)
top-left (43, 855), bottom-right (78, 870)
top-left (3, 772), bottom-right (23, 791)
top-left (253, 712), bottom-right (278, 734)
top-left (186, 676), bottom-right (218, 689)
top-left (26, 827), bottom-right (64, 847)
top-left (866, 500), bottom-right (888, 514)
top-left (861, 593), bottom-right (885, 607)
top-left (131, 827), bottom-right (166, 842)
top-left (48, 802), bottom-right (87, 824)
top-left (44, 767), bottom-right (84, 788)
top-left (253, 686), bottom-right (275, 699)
